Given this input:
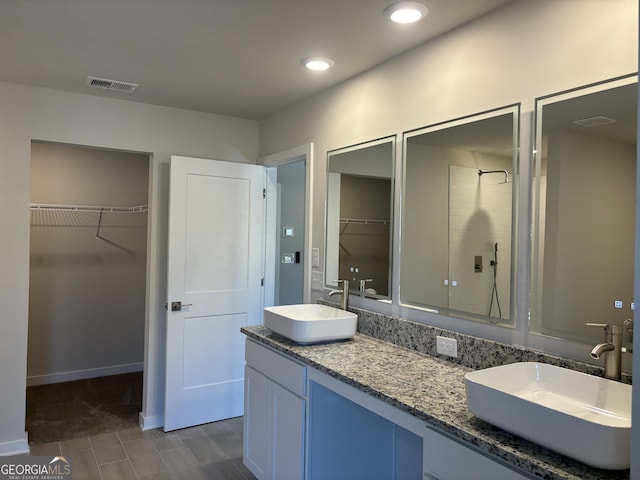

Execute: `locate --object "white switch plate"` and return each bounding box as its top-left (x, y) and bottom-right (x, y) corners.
top-left (312, 248), bottom-right (320, 268)
top-left (436, 335), bottom-right (458, 358)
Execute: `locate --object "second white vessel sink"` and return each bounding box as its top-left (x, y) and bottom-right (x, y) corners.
top-left (263, 304), bottom-right (357, 344)
top-left (465, 362), bottom-right (631, 470)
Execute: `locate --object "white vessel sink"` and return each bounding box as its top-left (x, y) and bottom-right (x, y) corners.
top-left (263, 304), bottom-right (357, 344)
top-left (465, 362), bottom-right (631, 470)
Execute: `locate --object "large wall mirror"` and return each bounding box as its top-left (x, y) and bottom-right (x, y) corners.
top-left (531, 75), bottom-right (637, 347)
top-left (325, 136), bottom-right (395, 299)
top-left (400, 106), bottom-right (519, 325)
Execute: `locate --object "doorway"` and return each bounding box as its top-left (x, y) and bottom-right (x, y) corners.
top-left (275, 159), bottom-right (306, 305)
top-left (27, 141), bottom-right (150, 443)
top-left (263, 143), bottom-right (314, 308)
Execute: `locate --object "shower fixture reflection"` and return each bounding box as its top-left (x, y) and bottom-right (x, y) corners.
top-left (488, 242), bottom-right (502, 318)
top-left (478, 169), bottom-right (511, 184)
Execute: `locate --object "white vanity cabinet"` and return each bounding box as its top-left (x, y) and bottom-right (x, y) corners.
top-left (243, 335), bottom-right (536, 480)
top-left (243, 339), bottom-right (307, 480)
top-left (422, 427), bottom-right (531, 480)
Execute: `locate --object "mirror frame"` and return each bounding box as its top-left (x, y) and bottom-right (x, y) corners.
top-left (399, 104), bottom-right (520, 325)
top-left (324, 135), bottom-right (396, 300)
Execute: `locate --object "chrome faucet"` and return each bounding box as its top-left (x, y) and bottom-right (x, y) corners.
top-left (359, 278), bottom-right (373, 295)
top-left (586, 323), bottom-right (622, 381)
top-left (329, 279), bottom-right (349, 310)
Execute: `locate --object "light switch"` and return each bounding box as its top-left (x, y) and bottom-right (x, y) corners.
top-left (283, 227), bottom-right (294, 237)
top-left (282, 253), bottom-right (294, 264)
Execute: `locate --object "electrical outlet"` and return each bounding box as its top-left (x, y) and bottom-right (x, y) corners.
top-left (311, 271), bottom-right (324, 291)
top-left (436, 335), bottom-right (458, 358)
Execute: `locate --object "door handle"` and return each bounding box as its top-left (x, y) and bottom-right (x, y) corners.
top-left (170, 301), bottom-right (193, 311)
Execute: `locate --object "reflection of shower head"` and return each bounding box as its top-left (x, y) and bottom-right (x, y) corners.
top-left (478, 169), bottom-right (510, 184)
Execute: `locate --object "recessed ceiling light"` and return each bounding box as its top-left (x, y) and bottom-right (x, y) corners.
top-left (384, 1), bottom-right (429, 24)
top-left (301, 57), bottom-right (335, 71)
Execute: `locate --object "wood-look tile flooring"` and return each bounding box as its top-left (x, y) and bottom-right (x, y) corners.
top-left (25, 373), bottom-right (256, 479)
top-left (28, 418), bottom-right (256, 480)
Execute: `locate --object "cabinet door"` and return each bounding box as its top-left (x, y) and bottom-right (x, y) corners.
top-left (244, 363), bottom-right (306, 480)
top-left (272, 382), bottom-right (306, 480)
top-left (423, 427), bottom-right (530, 480)
top-left (244, 366), bottom-right (271, 479)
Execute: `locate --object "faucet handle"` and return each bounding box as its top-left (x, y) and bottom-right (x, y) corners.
top-left (333, 279), bottom-right (349, 290)
top-left (586, 323), bottom-right (622, 336)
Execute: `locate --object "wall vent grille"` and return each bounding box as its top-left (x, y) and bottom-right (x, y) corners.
top-left (85, 76), bottom-right (139, 93)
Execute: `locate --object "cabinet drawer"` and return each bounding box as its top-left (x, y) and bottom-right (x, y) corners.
top-left (245, 339), bottom-right (307, 396)
top-left (423, 427), bottom-right (529, 480)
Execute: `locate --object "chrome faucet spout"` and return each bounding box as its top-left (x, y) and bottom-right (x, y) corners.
top-left (586, 323), bottom-right (623, 381)
top-left (328, 280), bottom-right (349, 310)
top-left (590, 342), bottom-right (614, 359)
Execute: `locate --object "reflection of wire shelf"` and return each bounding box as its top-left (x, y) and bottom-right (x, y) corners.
top-left (338, 218), bottom-right (391, 256)
top-left (339, 218), bottom-right (390, 225)
top-left (339, 218), bottom-right (390, 237)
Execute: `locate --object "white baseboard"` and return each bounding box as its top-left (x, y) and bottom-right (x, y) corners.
top-left (0, 433), bottom-right (29, 456)
top-left (26, 362), bottom-right (144, 387)
top-left (139, 411), bottom-right (164, 431)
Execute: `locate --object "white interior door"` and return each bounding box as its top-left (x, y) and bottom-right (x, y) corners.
top-left (165, 155), bottom-right (265, 431)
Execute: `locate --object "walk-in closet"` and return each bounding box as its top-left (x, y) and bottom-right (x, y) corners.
top-left (27, 141), bottom-right (149, 442)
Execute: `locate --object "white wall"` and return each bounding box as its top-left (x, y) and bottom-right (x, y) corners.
top-left (0, 81), bottom-right (258, 453)
top-left (29, 142), bottom-right (149, 385)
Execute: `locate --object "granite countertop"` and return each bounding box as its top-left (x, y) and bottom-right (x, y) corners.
top-left (242, 325), bottom-right (629, 480)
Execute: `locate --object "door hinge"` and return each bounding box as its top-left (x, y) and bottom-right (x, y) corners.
top-left (261, 277), bottom-right (264, 286)
top-left (263, 188), bottom-right (266, 199)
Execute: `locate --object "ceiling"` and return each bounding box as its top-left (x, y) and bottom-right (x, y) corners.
top-left (0, 0), bottom-right (512, 120)
top-left (542, 81), bottom-right (637, 146)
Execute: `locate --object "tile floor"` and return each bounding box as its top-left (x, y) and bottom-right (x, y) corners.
top-left (26, 417), bottom-right (257, 480)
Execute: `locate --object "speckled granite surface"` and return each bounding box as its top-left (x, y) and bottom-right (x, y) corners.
top-left (327, 303), bottom-right (631, 383)
top-left (241, 325), bottom-right (630, 480)
top-left (350, 306), bottom-right (608, 375)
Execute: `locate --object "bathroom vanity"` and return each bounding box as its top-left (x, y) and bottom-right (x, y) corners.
top-left (241, 325), bottom-right (628, 480)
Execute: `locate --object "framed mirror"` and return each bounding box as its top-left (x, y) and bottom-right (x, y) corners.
top-left (325, 136), bottom-right (395, 299)
top-left (531, 75), bottom-right (637, 346)
top-left (400, 105), bottom-right (519, 324)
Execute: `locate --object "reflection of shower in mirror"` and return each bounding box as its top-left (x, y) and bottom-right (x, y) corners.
top-left (478, 169), bottom-right (511, 184)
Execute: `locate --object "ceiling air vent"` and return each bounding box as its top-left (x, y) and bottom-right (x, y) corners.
top-left (572, 115), bottom-right (617, 128)
top-left (85, 76), bottom-right (139, 93)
